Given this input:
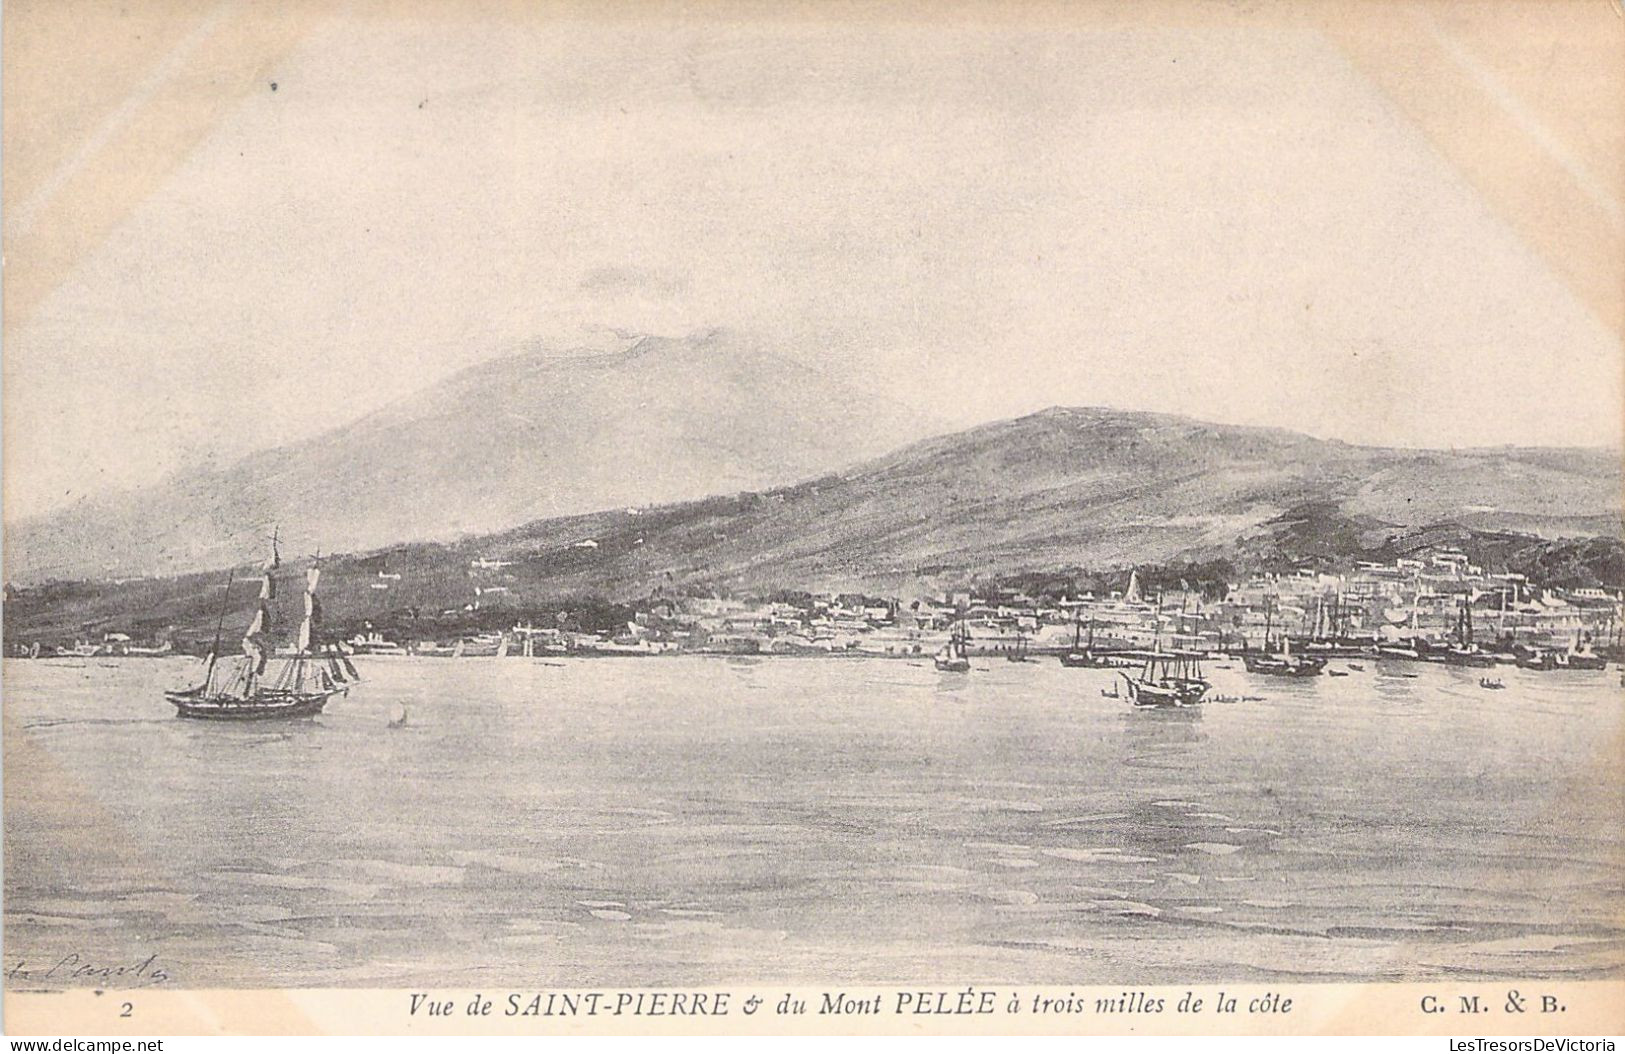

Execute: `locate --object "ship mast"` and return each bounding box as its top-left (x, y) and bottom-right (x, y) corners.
top-left (203, 568), bottom-right (237, 693)
top-left (168, 528), bottom-right (361, 716)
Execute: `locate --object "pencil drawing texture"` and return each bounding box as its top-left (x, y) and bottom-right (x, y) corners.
top-left (3, 1), bottom-right (1622, 995)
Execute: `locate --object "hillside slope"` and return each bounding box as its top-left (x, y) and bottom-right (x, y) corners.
top-left (4, 330), bottom-right (938, 582)
top-left (9, 407), bottom-right (1619, 644)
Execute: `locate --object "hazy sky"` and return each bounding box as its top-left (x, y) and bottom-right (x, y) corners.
top-left (5, 1), bottom-right (1622, 523)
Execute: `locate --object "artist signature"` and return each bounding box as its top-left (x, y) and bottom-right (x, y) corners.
top-left (6, 953), bottom-right (170, 987)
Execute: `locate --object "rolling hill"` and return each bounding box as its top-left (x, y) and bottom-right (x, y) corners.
top-left (7, 406), bottom-right (1620, 645)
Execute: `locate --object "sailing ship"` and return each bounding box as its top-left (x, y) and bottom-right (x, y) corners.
top-left (1241, 595), bottom-right (1326, 677)
top-left (166, 535), bottom-right (360, 719)
top-left (1375, 639), bottom-right (1424, 660)
top-left (1004, 630), bottom-right (1030, 662)
top-left (1115, 588), bottom-right (1210, 707)
top-left (933, 622), bottom-right (971, 672)
top-left (1059, 612), bottom-right (1116, 667)
top-left (1516, 637), bottom-right (1609, 671)
top-left (1376, 599), bottom-right (1425, 660)
top-left (1118, 650), bottom-right (1209, 707)
top-left (1561, 645), bottom-right (1609, 670)
top-left (1243, 634), bottom-right (1326, 677)
top-left (1432, 598), bottom-right (1495, 667)
top-left (1297, 595), bottom-right (1372, 657)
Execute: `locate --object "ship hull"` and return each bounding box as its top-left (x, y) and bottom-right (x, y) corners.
top-left (1517, 652), bottom-right (1609, 671)
top-left (1242, 654), bottom-right (1326, 677)
top-left (1436, 649), bottom-right (1496, 668)
top-left (1058, 651), bottom-right (1124, 668)
top-left (166, 687), bottom-right (340, 720)
top-left (1120, 672), bottom-right (1208, 708)
top-left (1298, 642), bottom-right (1372, 658)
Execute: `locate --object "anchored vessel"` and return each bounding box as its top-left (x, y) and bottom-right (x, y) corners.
top-left (934, 622), bottom-right (972, 672)
top-left (1431, 599), bottom-right (1495, 667)
top-left (1242, 640), bottom-right (1327, 677)
top-left (1242, 595), bottom-right (1326, 677)
top-left (1059, 613), bottom-right (1118, 668)
top-left (1515, 640), bottom-right (1609, 671)
top-left (166, 536), bottom-right (360, 719)
top-left (1297, 595), bottom-right (1373, 657)
top-left (1118, 650), bottom-right (1209, 707)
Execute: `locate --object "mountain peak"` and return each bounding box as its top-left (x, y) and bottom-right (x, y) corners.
top-left (6, 328), bottom-right (938, 582)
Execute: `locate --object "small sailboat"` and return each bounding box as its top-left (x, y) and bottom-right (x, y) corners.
top-left (934, 623), bottom-right (971, 673)
top-left (1005, 630), bottom-right (1030, 663)
top-left (1118, 650), bottom-right (1209, 708)
top-left (166, 533), bottom-right (360, 720)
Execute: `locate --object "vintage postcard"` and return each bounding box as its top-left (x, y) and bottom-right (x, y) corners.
top-left (3, 0), bottom-right (1622, 1039)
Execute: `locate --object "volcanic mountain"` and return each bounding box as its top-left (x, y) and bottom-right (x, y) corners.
top-left (4, 330), bottom-right (939, 583)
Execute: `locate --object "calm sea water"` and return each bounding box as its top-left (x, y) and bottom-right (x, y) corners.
top-left (5, 655), bottom-right (1622, 988)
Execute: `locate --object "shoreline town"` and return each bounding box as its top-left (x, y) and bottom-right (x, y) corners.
top-left (20, 548), bottom-right (1621, 673)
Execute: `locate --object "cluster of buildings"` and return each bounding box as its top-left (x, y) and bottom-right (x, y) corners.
top-left (17, 548), bottom-right (1622, 662)
top-left (349, 550), bottom-right (1621, 659)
